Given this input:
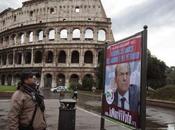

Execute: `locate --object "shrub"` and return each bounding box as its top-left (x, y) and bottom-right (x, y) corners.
top-left (82, 77), bottom-right (95, 91)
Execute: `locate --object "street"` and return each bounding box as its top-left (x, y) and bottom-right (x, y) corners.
top-left (43, 90), bottom-right (175, 130)
top-left (0, 99), bottom-right (129, 130)
top-left (0, 90), bottom-right (175, 130)
top-left (147, 106), bottom-right (175, 130)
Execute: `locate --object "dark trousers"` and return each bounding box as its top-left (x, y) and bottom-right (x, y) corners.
top-left (72, 93), bottom-right (78, 99)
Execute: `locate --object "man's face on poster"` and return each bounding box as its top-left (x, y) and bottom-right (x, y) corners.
top-left (115, 63), bottom-right (130, 95)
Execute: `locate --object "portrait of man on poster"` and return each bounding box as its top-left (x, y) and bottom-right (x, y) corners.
top-left (112, 63), bottom-right (140, 113)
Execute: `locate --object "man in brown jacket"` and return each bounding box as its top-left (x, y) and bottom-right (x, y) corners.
top-left (8, 71), bottom-right (47, 130)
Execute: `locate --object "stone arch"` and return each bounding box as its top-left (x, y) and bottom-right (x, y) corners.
top-left (50, 7), bottom-right (55, 14)
top-left (2, 54), bottom-right (7, 65)
top-left (72, 29), bottom-right (80, 40)
top-left (28, 31), bottom-right (33, 42)
top-left (82, 74), bottom-right (94, 89)
top-left (48, 29), bottom-right (55, 40)
top-left (7, 74), bottom-right (12, 85)
top-left (71, 51), bottom-right (79, 63)
top-left (5, 36), bottom-right (9, 45)
top-left (57, 73), bottom-right (66, 86)
top-left (11, 34), bottom-right (17, 45)
top-left (84, 74), bottom-right (93, 79)
top-left (20, 33), bottom-right (25, 44)
top-left (24, 51), bottom-right (31, 64)
top-left (83, 74), bottom-right (94, 83)
top-left (46, 51), bottom-right (54, 63)
top-left (30, 10), bottom-right (33, 17)
top-left (98, 29), bottom-right (106, 41)
top-left (34, 50), bottom-right (42, 63)
top-left (37, 30), bottom-right (44, 41)
top-left (85, 28), bottom-right (94, 40)
top-left (84, 50), bottom-right (93, 64)
top-left (44, 73), bottom-right (52, 88)
top-left (60, 29), bottom-right (68, 39)
top-left (8, 53), bottom-right (13, 65)
top-left (14, 15), bottom-right (16, 22)
top-left (58, 50), bottom-right (66, 63)
top-left (75, 6), bottom-right (80, 13)
top-left (70, 74), bottom-right (79, 83)
top-left (15, 52), bottom-right (22, 64)
top-left (1, 75), bottom-right (5, 85)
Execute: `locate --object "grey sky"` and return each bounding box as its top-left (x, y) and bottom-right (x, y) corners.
top-left (0, 0), bottom-right (21, 11)
top-left (102, 0), bottom-right (175, 67)
top-left (0, 0), bottom-right (175, 66)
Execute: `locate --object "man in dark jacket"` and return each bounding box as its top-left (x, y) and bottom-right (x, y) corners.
top-left (112, 63), bottom-right (140, 113)
top-left (72, 86), bottom-right (78, 100)
top-left (8, 71), bottom-right (47, 130)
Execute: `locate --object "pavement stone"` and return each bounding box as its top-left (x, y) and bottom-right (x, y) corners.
top-left (0, 99), bottom-right (130, 130)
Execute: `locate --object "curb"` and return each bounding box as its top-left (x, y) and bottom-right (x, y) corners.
top-left (146, 99), bottom-right (175, 109)
top-left (0, 92), bottom-right (13, 99)
top-left (78, 91), bottom-right (102, 98)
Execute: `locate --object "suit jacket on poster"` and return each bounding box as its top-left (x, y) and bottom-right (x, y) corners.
top-left (113, 84), bottom-right (140, 113)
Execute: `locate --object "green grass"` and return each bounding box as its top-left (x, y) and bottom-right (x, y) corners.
top-left (148, 85), bottom-right (175, 101)
top-left (0, 85), bottom-right (16, 92)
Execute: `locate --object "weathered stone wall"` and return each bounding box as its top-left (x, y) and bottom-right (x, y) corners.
top-left (0, 0), bottom-right (114, 88)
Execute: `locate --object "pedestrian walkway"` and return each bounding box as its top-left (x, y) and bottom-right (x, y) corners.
top-left (0, 99), bottom-right (130, 130)
top-left (45, 99), bottom-right (130, 130)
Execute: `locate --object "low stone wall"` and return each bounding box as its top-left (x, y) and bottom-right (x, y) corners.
top-left (79, 91), bottom-right (175, 110)
top-left (146, 99), bottom-right (175, 109)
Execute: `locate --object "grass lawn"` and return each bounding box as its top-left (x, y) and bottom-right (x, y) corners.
top-left (148, 85), bottom-right (175, 101)
top-left (0, 85), bottom-right (16, 92)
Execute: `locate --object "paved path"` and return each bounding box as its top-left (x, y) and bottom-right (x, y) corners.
top-left (146, 106), bottom-right (175, 130)
top-left (1, 90), bottom-right (175, 130)
top-left (0, 99), bottom-right (130, 130)
top-left (42, 90), bottom-right (175, 130)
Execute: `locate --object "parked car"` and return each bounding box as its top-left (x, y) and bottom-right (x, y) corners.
top-left (50, 86), bottom-right (67, 93)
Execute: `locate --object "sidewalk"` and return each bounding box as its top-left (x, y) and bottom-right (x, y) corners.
top-left (44, 99), bottom-right (130, 130)
top-left (0, 99), bottom-right (130, 130)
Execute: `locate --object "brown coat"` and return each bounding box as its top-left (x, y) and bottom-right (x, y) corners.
top-left (8, 90), bottom-right (47, 130)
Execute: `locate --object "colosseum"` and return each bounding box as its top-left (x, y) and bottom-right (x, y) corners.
top-left (0, 0), bottom-right (114, 89)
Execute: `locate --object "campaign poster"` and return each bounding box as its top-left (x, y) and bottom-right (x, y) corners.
top-left (104, 34), bottom-right (142, 128)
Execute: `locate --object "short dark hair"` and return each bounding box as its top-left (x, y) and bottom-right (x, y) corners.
top-left (20, 71), bottom-right (33, 83)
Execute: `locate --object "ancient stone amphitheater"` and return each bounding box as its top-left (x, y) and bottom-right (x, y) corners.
top-left (0, 0), bottom-right (114, 88)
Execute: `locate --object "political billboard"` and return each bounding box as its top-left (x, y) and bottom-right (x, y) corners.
top-left (102, 29), bottom-right (147, 129)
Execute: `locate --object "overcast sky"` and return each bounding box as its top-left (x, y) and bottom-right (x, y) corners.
top-left (0, 0), bottom-right (175, 66)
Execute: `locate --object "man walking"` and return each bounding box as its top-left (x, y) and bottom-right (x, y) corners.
top-left (72, 85), bottom-right (78, 100)
top-left (8, 71), bottom-right (47, 130)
